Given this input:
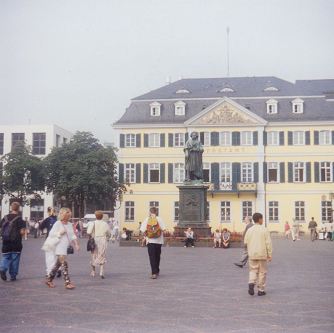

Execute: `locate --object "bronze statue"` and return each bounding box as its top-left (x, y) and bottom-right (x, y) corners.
top-left (184, 131), bottom-right (204, 181)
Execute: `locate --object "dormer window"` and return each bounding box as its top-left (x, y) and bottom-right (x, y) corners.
top-left (176, 89), bottom-right (190, 94)
top-left (150, 102), bottom-right (161, 116)
top-left (292, 98), bottom-right (304, 114)
top-left (264, 86), bottom-right (279, 92)
top-left (174, 101), bottom-right (186, 116)
top-left (266, 99), bottom-right (278, 114)
top-left (219, 87), bottom-right (234, 93)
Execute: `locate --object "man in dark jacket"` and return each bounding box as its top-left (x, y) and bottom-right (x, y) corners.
top-left (39, 207), bottom-right (57, 238)
top-left (0, 202), bottom-right (26, 281)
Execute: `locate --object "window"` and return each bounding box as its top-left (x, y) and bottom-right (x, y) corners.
top-left (293, 131), bottom-right (305, 145)
top-left (125, 134), bottom-right (136, 147)
top-left (264, 86), bottom-right (279, 92)
top-left (268, 201), bottom-right (279, 222)
top-left (320, 162), bottom-right (332, 182)
top-left (149, 133), bottom-right (160, 147)
top-left (0, 133), bottom-right (3, 155)
top-left (292, 98), bottom-right (304, 114)
top-left (203, 162), bottom-right (210, 183)
top-left (150, 102), bottom-right (161, 116)
top-left (125, 201), bottom-right (135, 221)
top-left (176, 89), bottom-right (190, 94)
top-left (32, 133), bottom-right (46, 155)
top-left (295, 201), bottom-right (305, 221)
top-left (63, 138), bottom-right (68, 144)
top-left (241, 131), bottom-right (252, 145)
top-left (174, 202), bottom-right (179, 221)
top-left (221, 201), bottom-right (231, 222)
top-left (173, 163), bottom-right (185, 183)
top-left (219, 132), bottom-right (231, 146)
top-left (267, 131), bottom-right (279, 146)
top-left (56, 134), bottom-right (61, 148)
top-left (266, 99), bottom-right (278, 114)
top-left (203, 132), bottom-right (210, 146)
top-left (242, 201), bottom-right (253, 221)
top-left (268, 162), bottom-right (279, 183)
top-left (149, 163), bottom-right (160, 183)
top-left (125, 163), bottom-right (135, 183)
top-left (242, 162), bottom-right (253, 183)
top-left (149, 201), bottom-right (159, 216)
top-left (319, 130), bottom-right (331, 145)
top-left (220, 162), bottom-right (232, 190)
top-left (293, 162), bottom-right (305, 182)
top-left (321, 201), bottom-right (332, 222)
top-left (174, 133), bottom-right (185, 147)
top-left (220, 87), bottom-right (234, 92)
top-left (12, 133), bottom-right (25, 149)
top-left (174, 101), bottom-right (186, 115)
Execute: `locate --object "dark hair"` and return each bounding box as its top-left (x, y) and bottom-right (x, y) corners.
top-left (252, 212), bottom-right (263, 223)
top-left (150, 207), bottom-right (158, 215)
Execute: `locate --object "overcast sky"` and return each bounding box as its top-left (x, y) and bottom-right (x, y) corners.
top-left (1, 0), bottom-right (334, 144)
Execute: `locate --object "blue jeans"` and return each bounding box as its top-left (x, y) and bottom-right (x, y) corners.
top-left (0, 252), bottom-right (21, 278)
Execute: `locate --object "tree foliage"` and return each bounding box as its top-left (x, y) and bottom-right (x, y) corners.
top-left (0, 142), bottom-right (45, 204)
top-left (44, 131), bottom-right (125, 216)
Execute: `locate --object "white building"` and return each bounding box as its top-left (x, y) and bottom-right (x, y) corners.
top-left (0, 124), bottom-right (73, 219)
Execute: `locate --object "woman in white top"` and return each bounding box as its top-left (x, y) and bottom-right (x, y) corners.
top-left (87, 211), bottom-right (111, 279)
top-left (45, 208), bottom-right (79, 289)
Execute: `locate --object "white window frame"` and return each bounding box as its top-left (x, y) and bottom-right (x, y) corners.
top-left (148, 133), bottom-right (160, 147)
top-left (268, 201), bottom-right (279, 222)
top-left (221, 201), bottom-right (231, 222)
top-left (220, 162), bottom-right (232, 190)
top-left (125, 201), bottom-right (135, 221)
top-left (295, 201), bottom-right (305, 222)
top-left (292, 131), bottom-right (305, 145)
top-left (321, 201), bottom-right (332, 222)
top-left (173, 163), bottom-right (185, 183)
top-left (242, 201), bottom-right (253, 221)
top-left (268, 162), bottom-right (279, 183)
top-left (241, 162), bottom-right (253, 183)
top-left (267, 131), bottom-right (279, 146)
top-left (125, 163), bottom-right (135, 183)
top-left (174, 201), bottom-right (179, 221)
top-left (320, 162), bottom-right (332, 182)
top-left (266, 99), bottom-right (278, 114)
top-left (173, 133), bottom-right (185, 147)
top-left (125, 134), bottom-right (136, 147)
top-left (174, 101), bottom-right (186, 116)
top-left (292, 98), bottom-right (304, 114)
top-left (203, 132), bottom-right (211, 146)
top-left (149, 163), bottom-right (160, 183)
top-left (293, 162), bottom-right (305, 182)
top-left (150, 102), bottom-right (161, 116)
top-left (219, 131), bottom-right (231, 146)
top-left (319, 130), bottom-right (331, 145)
top-left (241, 131), bottom-right (253, 146)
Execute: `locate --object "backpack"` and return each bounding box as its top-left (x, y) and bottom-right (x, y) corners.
top-left (1, 215), bottom-right (20, 242)
top-left (146, 216), bottom-right (162, 239)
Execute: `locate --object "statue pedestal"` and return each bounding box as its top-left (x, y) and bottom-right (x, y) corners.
top-left (175, 184), bottom-right (211, 237)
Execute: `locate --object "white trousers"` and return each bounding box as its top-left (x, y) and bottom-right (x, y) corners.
top-left (45, 251), bottom-right (57, 275)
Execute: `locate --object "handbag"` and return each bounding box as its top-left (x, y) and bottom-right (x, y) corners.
top-left (87, 222), bottom-right (96, 252)
top-left (64, 225), bottom-right (74, 255)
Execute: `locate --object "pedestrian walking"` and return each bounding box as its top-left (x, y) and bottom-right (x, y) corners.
top-left (308, 217), bottom-right (318, 242)
top-left (284, 221), bottom-right (291, 239)
top-left (244, 213), bottom-right (272, 296)
top-left (45, 208), bottom-right (79, 289)
top-left (0, 202), bottom-right (26, 281)
top-left (87, 210), bottom-right (111, 279)
top-left (234, 216), bottom-right (253, 268)
top-left (140, 207), bottom-right (166, 279)
top-left (291, 219), bottom-right (300, 241)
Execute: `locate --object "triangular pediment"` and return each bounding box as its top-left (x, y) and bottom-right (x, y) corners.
top-left (185, 98), bottom-right (266, 126)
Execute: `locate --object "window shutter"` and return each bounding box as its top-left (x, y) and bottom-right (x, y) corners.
top-left (232, 162), bottom-right (241, 190)
top-left (211, 132), bottom-right (219, 146)
top-left (332, 162), bottom-right (334, 182)
top-left (200, 132), bottom-right (204, 145)
top-left (232, 132), bottom-right (240, 146)
top-left (160, 163), bottom-right (165, 183)
top-left (120, 134), bottom-right (125, 148)
top-left (305, 131), bottom-right (310, 145)
top-left (306, 162), bottom-right (311, 182)
top-left (263, 162), bottom-right (267, 183)
top-left (211, 163), bottom-right (219, 190)
top-left (118, 163), bottom-right (124, 183)
top-left (332, 131), bottom-right (334, 145)
top-left (263, 131), bottom-right (267, 146)
top-left (280, 162), bottom-right (285, 183)
top-left (160, 134), bottom-right (165, 147)
top-left (136, 164), bottom-right (141, 183)
top-left (288, 131), bottom-right (293, 145)
top-left (168, 134), bottom-right (173, 147)
top-left (314, 162), bottom-right (319, 183)
top-left (279, 131), bottom-right (285, 145)
top-left (185, 132), bottom-right (189, 142)
top-left (168, 163), bottom-right (173, 183)
top-left (144, 134), bottom-right (148, 147)
top-left (314, 131), bottom-right (319, 145)
top-left (143, 164), bottom-right (148, 183)
top-left (253, 131), bottom-right (258, 146)
top-left (288, 162), bottom-right (293, 182)
top-left (136, 134), bottom-right (141, 147)
top-left (253, 162), bottom-right (259, 182)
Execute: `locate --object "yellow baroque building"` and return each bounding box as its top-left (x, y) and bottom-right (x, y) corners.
top-left (113, 77), bottom-right (334, 235)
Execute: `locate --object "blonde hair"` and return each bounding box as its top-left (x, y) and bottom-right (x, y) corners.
top-left (58, 207), bottom-right (71, 221)
top-left (95, 210), bottom-right (103, 220)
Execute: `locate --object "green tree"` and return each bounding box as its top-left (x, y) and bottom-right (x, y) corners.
top-left (44, 131), bottom-right (125, 217)
top-left (0, 142), bottom-right (45, 204)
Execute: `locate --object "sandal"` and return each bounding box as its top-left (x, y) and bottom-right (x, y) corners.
top-left (45, 281), bottom-right (55, 288)
top-left (65, 283), bottom-right (75, 290)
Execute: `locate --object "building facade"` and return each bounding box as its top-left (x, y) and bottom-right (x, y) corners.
top-left (0, 124), bottom-right (72, 219)
top-left (113, 77), bottom-right (334, 234)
